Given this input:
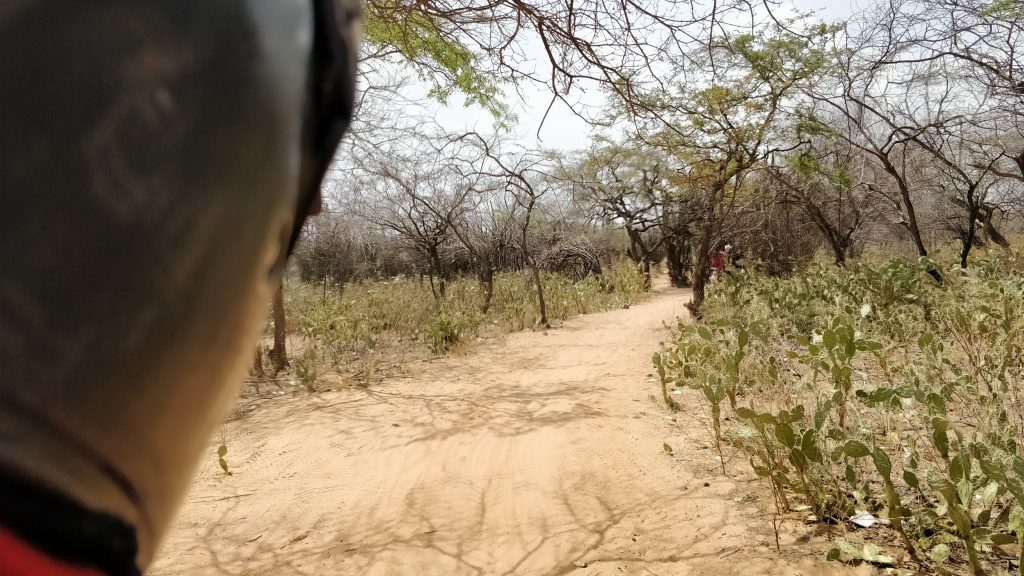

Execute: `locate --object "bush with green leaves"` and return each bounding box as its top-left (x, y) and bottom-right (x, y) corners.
top-left (655, 250), bottom-right (1024, 574)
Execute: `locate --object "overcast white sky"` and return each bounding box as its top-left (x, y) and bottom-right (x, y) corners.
top-left (416, 0), bottom-right (861, 152)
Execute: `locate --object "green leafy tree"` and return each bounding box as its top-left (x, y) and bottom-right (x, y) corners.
top-left (634, 21), bottom-right (838, 315)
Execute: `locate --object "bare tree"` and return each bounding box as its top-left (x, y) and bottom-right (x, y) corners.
top-left (805, 61), bottom-right (942, 278)
top-left (771, 140), bottom-right (876, 265)
top-left (513, 171), bottom-right (552, 328)
top-left (564, 142), bottom-right (671, 288)
top-left (455, 202), bottom-right (519, 313)
top-left (354, 136), bottom-right (479, 300)
top-left (911, 123), bottom-right (1005, 267)
top-left (802, 0), bottom-right (1022, 272)
top-left (421, 134), bottom-right (520, 313)
top-left (451, 132), bottom-right (556, 327)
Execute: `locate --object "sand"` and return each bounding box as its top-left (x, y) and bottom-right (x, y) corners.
top-left (150, 281), bottom-right (871, 576)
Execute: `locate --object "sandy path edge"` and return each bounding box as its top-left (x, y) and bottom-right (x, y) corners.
top-left (151, 282), bottom-right (870, 576)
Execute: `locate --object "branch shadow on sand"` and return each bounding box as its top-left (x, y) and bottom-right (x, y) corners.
top-left (180, 472), bottom-right (785, 576)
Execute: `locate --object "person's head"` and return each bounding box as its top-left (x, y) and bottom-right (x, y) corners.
top-left (724, 244), bottom-right (732, 252)
top-left (0, 0), bottom-right (360, 566)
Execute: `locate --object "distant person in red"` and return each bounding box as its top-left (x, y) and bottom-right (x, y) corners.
top-left (710, 244), bottom-right (731, 282)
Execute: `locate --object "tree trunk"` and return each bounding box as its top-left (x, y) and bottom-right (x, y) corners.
top-left (796, 197), bottom-right (847, 266)
top-left (427, 273), bottom-right (439, 301)
top-left (882, 158), bottom-right (942, 282)
top-left (529, 259), bottom-right (549, 328)
top-left (688, 221), bottom-right (715, 319)
top-left (981, 206), bottom-right (1011, 249)
top-left (829, 235), bottom-right (847, 266)
top-left (478, 265), bottom-right (494, 314)
top-left (901, 195), bottom-right (942, 282)
top-left (626, 228), bottom-right (653, 289)
top-left (960, 228), bottom-right (974, 269)
top-left (427, 245), bottom-right (445, 299)
top-left (269, 278), bottom-right (289, 372)
top-left (665, 237), bottom-right (691, 287)
top-left (626, 230), bottom-right (642, 264)
top-left (518, 192), bottom-right (547, 328)
top-left (960, 187), bottom-right (980, 269)
top-left (687, 183), bottom-right (722, 318)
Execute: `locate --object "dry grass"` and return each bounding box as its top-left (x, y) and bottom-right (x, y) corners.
top-left (252, 260), bottom-right (650, 391)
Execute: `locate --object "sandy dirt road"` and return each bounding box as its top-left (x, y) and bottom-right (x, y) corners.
top-left (151, 282), bottom-right (867, 576)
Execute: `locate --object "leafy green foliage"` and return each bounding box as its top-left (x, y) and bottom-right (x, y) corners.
top-left (363, 4), bottom-right (504, 117)
top-left (982, 0), bottom-right (1024, 18)
top-left (655, 250), bottom-right (1024, 573)
top-left (217, 444), bottom-right (231, 476)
